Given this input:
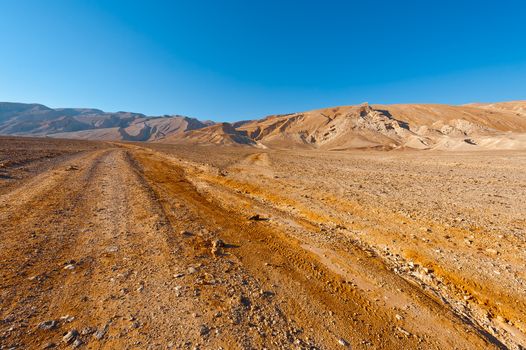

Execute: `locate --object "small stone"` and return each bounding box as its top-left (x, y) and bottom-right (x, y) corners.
top-left (199, 324), bottom-right (210, 337)
top-left (239, 295), bottom-right (251, 308)
top-left (106, 246), bottom-right (119, 253)
top-left (63, 264), bottom-right (75, 270)
top-left (422, 267), bottom-right (433, 274)
top-left (248, 214), bottom-right (269, 221)
top-left (72, 338), bottom-right (83, 348)
top-left (80, 326), bottom-right (96, 335)
top-left (38, 320), bottom-right (57, 330)
top-left (211, 239), bottom-right (225, 256)
top-left (60, 315), bottom-right (75, 323)
top-left (42, 342), bottom-right (56, 349)
top-left (486, 248), bottom-right (499, 255)
top-left (212, 239), bottom-right (225, 248)
top-left (63, 329), bottom-right (79, 344)
top-left (337, 338), bottom-right (349, 346)
top-left (187, 267), bottom-right (197, 274)
top-left (397, 327), bottom-right (411, 337)
top-left (395, 314), bottom-right (403, 321)
top-left (94, 324), bottom-right (109, 340)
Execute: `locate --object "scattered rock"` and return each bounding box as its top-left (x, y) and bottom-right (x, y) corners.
top-left (212, 239), bottom-right (225, 248)
top-left (260, 290), bottom-right (274, 298)
top-left (106, 246), bottom-right (119, 253)
top-left (187, 267), bottom-right (197, 274)
top-left (60, 315), bottom-right (75, 323)
top-left (337, 338), bottom-right (349, 346)
top-left (199, 324), bottom-right (210, 337)
top-left (80, 326), bottom-right (96, 335)
top-left (63, 264), bottom-right (75, 270)
top-left (211, 239), bottom-right (224, 256)
top-left (63, 329), bottom-right (79, 344)
top-left (180, 230), bottom-right (193, 236)
top-left (65, 165), bottom-right (79, 171)
top-left (239, 295), bottom-right (251, 309)
top-left (395, 314), bottom-right (403, 321)
top-left (72, 338), bottom-right (83, 348)
top-left (248, 214), bottom-right (269, 221)
top-left (94, 324), bottom-right (109, 340)
top-left (397, 327), bottom-right (411, 337)
top-left (486, 248), bottom-right (499, 255)
top-left (422, 267), bottom-right (433, 274)
top-left (42, 342), bottom-right (56, 349)
top-left (38, 320), bottom-right (57, 330)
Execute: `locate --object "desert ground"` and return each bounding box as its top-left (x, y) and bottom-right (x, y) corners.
top-left (1, 136), bottom-right (525, 349)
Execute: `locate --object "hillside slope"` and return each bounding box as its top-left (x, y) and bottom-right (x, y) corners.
top-left (466, 101), bottom-right (526, 117)
top-left (2, 101), bottom-right (526, 150)
top-left (237, 103), bottom-right (526, 150)
top-left (0, 102), bottom-right (209, 141)
top-left (161, 122), bottom-right (257, 146)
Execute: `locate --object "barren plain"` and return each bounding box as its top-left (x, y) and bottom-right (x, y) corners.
top-left (1, 136), bottom-right (525, 349)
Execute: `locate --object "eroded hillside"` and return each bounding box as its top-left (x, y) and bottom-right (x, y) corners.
top-left (1, 101), bottom-right (526, 151)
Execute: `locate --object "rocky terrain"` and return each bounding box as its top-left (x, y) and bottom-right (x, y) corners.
top-left (1, 101), bottom-right (526, 151)
top-left (1, 136), bottom-right (525, 349)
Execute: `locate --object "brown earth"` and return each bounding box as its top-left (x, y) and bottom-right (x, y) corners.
top-left (1, 137), bottom-right (525, 349)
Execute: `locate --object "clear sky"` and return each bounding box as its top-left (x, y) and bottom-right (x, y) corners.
top-left (1, 1), bottom-right (525, 121)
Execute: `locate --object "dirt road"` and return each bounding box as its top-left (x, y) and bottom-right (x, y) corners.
top-left (0, 142), bottom-right (522, 349)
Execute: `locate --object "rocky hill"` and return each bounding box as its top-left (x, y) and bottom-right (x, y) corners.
top-left (2, 101), bottom-right (526, 150)
top-left (237, 102), bottom-right (526, 150)
top-left (160, 122), bottom-right (256, 146)
top-left (0, 102), bottom-right (209, 142)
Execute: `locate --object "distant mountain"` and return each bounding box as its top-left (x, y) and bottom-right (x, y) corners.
top-left (1, 101), bottom-right (526, 150)
top-left (0, 102), bottom-right (210, 141)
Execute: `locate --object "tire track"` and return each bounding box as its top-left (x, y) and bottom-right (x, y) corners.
top-left (130, 147), bottom-right (495, 350)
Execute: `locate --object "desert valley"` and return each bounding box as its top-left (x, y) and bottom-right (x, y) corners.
top-left (1, 101), bottom-right (526, 349)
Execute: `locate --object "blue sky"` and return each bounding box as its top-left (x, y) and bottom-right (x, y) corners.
top-left (1, 1), bottom-right (525, 121)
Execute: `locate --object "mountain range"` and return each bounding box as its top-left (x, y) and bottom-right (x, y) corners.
top-left (1, 101), bottom-right (526, 150)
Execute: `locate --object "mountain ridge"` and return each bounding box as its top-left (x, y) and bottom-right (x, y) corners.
top-left (1, 101), bottom-right (525, 150)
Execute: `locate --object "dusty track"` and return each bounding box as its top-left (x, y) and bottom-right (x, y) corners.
top-left (0, 143), bottom-right (521, 349)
